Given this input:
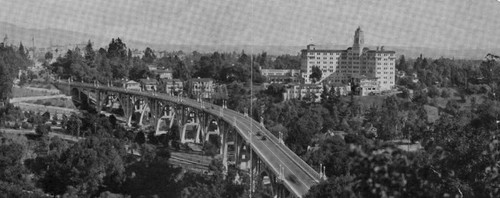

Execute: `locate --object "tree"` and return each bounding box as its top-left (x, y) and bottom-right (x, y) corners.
top-left (18, 72), bottom-right (27, 87)
top-left (35, 124), bottom-right (50, 136)
top-left (107, 38), bottom-right (127, 59)
top-left (84, 40), bottom-right (95, 65)
top-left (396, 55), bottom-right (408, 72)
top-left (310, 66), bottom-right (322, 83)
top-left (142, 47), bottom-right (156, 64)
top-left (135, 131), bottom-right (146, 145)
top-left (237, 51), bottom-right (251, 65)
top-left (18, 42), bottom-right (27, 59)
top-left (44, 51), bottom-right (53, 61)
top-left (40, 137), bottom-right (126, 196)
top-left (128, 60), bottom-right (150, 81)
top-left (428, 85), bottom-right (440, 98)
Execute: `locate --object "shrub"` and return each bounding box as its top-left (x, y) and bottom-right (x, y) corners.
top-left (43, 101), bottom-right (52, 106)
top-left (35, 124), bottom-right (51, 136)
top-left (441, 90), bottom-right (450, 98)
top-left (21, 122), bottom-right (31, 129)
top-left (428, 86), bottom-right (440, 98)
top-left (12, 122), bottom-right (20, 129)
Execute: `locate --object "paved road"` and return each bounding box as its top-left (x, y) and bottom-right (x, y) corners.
top-left (10, 94), bottom-right (71, 103)
top-left (0, 128), bottom-right (82, 142)
top-left (56, 81), bottom-right (320, 197)
top-left (11, 102), bottom-right (79, 116)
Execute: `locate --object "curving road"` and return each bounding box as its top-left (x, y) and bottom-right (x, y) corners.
top-left (55, 81), bottom-right (321, 197)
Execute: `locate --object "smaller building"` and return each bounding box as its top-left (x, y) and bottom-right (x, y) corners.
top-left (260, 67), bottom-right (302, 84)
top-left (283, 83), bottom-right (323, 102)
top-left (189, 78), bottom-right (214, 99)
top-left (327, 83), bottom-right (351, 96)
top-left (358, 77), bottom-right (380, 96)
top-left (147, 64), bottom-right (157, 71)
top-left (139, 78), bottom-right (158, 92)
top-left (160, 79), bottom-right (184, 96)
top-left (154, 69), bottom-right (173, 79)
top-left (122, 80), bottom-right (141, 91)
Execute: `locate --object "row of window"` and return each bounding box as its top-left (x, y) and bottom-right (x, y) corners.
top-left (376, 67), bottom-right (394, 70)
top-left (308, 51), bottom-right (394, 57)
top-left (376, 72), bottom-right (394, 74)
top-left (309, 52), bottom-right (341, 55)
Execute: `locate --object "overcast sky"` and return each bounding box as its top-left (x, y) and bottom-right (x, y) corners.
top-left (1, 0), bottom-right (499, 49)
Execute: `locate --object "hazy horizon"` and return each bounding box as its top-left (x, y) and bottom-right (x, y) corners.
top-left (0, 0), bottom-right (499, 51)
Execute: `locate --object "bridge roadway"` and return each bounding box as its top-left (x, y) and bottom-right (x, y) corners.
top-left (57, 81), bottom-right (321, 197)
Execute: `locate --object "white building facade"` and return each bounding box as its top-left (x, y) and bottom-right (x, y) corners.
top-left (301, 27), bottom-right (396, 91)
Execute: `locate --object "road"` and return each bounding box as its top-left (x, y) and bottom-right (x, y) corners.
top-left (0, 128), bottom-right (83, 142)
top-left (11, 102), bottom-right (79, 117)
top-left (10, 94), bottom-right (71, 103)
top-left (56, 81), bottom-right (321, 197)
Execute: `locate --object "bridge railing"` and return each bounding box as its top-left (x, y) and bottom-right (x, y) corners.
top-left (224, 108), bottom-right (321, 183)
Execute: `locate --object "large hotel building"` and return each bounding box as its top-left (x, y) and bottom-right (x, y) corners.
top-left (300, 27), bottom-right (396, 92)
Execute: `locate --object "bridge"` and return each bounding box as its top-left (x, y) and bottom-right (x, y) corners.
top-left (54, 80), bottom-right (323, 198)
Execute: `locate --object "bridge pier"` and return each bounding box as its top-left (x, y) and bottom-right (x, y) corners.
top-left (180, 110), bottom-right (202, 144)
top-left (138, 102), bottom-right (149, 126)
top-left (220, 121), bottom-right (229, 172)
top-left (155, 105), bottom-right (175, 136)
top-left (119, 94), bottom-right (134, 127)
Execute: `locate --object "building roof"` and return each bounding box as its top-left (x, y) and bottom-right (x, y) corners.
top-left (160, 78), bottom-right (183, 83)
top-left (366, 50), bottom-right (396, 53)
top-left (191, 77), bottom-right (213, 82)
top-left (328, 82), bottom-right (350, 87)
top-left (139, 78), bottom-right (158, 84)
top-left (302, 49), bottom-right (346, 53)
top-left (125, 80), bottom-right (139, 84)
top-left (154, 69), bottom-right (173, 74)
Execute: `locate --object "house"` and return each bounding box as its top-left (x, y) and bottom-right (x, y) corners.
top-left (122, 80), bottom-right (141, 91)
top-left (260, 67), bottom-right (302, 84)
top-left (282, 83), bottom-right (323, 102)
top-left (160, 79), bottom-right (184, 96)
top-left (189, 78), bottom-right (214, 99)
top-left (327, 83), bottom-right (351, 96)
top-left (139, 78), bottom-right (158, 92)
top-left (358, 77), bottom-right (380, 96)
top-left (147, 64), bottom-right (157, 71)
top-left (154, 69), bottom-right (173, 79)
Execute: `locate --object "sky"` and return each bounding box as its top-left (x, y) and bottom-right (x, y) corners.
top-left (0, 0), bottom-right (499, 50)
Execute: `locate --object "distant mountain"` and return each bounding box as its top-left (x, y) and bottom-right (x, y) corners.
top-left (0, 21), bottom-right (497, 59)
